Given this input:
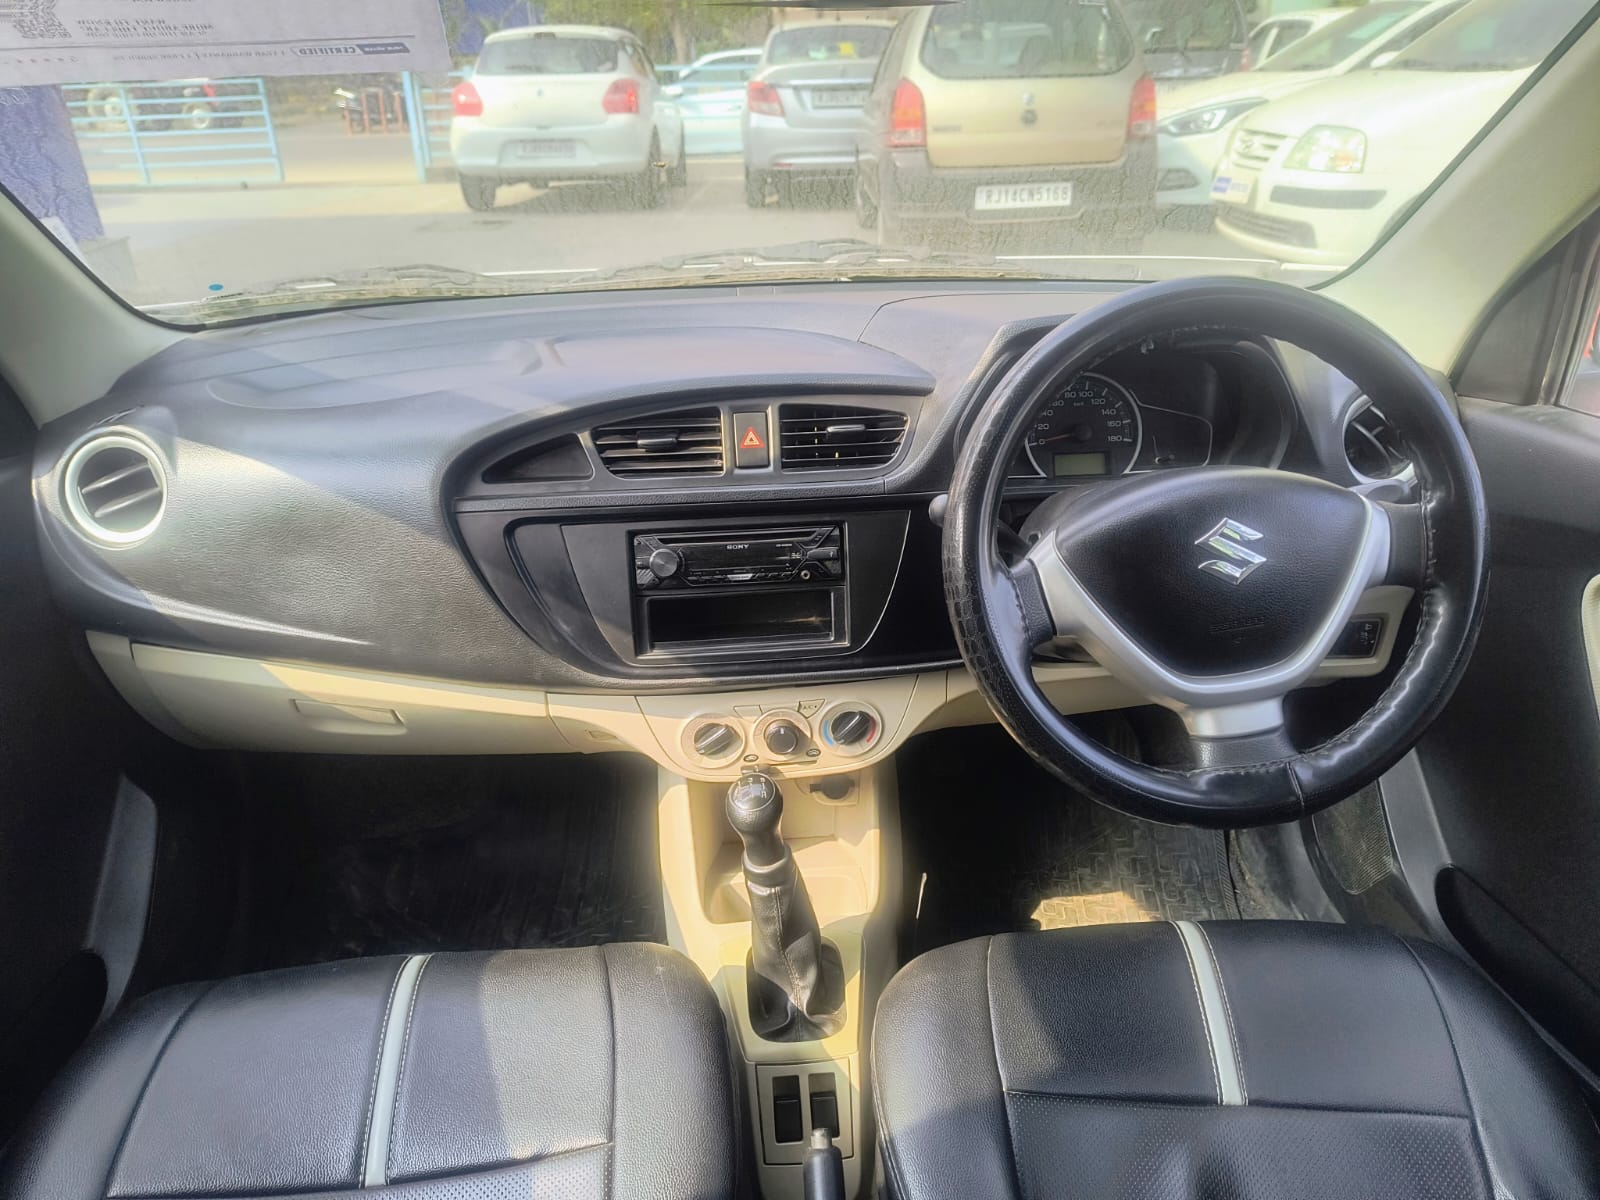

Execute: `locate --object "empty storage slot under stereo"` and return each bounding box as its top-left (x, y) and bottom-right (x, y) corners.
top-left (639, 588), bottom-right (837, 654)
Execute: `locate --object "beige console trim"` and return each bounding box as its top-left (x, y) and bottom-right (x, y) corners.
top-left (658, 766), bottom-right (899, 1200)
top-left (91, 588), bottom-right (1409, 768)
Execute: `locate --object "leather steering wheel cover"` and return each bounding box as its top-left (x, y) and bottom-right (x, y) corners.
top-left (944, 277), bottom-right (1488, 827)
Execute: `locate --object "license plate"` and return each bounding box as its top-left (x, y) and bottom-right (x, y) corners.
top-left (974, 182), bottom-right (1074, 212)
top-left (809, 88), bottom-right (867, 109)
top-left (507, 139), bottom-right (576, 162)
top-left (1211, 174), bottom-right (1253, 205)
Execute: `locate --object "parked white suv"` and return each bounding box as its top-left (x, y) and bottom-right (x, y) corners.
top-left (1211, 0), bottom-right (1585, 265)
top-left (449, 25), bottom-right (687, 211)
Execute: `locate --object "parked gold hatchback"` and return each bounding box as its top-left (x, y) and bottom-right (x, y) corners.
top-left (854, 0), bottom-right (1157, 251)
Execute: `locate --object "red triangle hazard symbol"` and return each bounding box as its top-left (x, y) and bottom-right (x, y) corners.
top-left (740, 426), bottom-right (765, 450)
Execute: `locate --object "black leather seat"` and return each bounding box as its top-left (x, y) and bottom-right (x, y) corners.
top-left (2, 944), bottom-right (736, 1200)
top-left (873, 920), bottom-right (1600, 1200)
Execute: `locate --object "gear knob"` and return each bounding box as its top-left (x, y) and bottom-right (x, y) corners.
top-left (726, 771), bottom-right (784, 867)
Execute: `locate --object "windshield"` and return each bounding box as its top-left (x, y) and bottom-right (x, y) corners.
top-left (1122, 0), bottom-right (1245, 51)
top-left (0, 0), bottom-right (1591, 324)
top-left (1262, 2), bottom-right (1425, 72)
top-left (922, 0), bottom-right (1134, 79)
top-left (1387, 0), bottom-right (1587, 70)
top-left (476, 36), bottom-right (619, 76)
top-left (766, 25), bottom-right (891, 65)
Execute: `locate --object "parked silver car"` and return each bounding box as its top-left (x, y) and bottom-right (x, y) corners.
top-left (742, 20), bottom-right (895, 207)
top-left (450, 25), bottom-right (687, 211)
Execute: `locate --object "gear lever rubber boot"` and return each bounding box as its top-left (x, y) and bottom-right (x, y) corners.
top-left (725, 771), bottom-right (844, 1039)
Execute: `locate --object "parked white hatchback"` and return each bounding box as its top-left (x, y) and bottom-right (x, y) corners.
top-left (1157, 0), bottom-right (1466, 210)
top-left (1211, 0), bottom-right (1583, 266)
top-left (450, 25), bottom-right (687, 211)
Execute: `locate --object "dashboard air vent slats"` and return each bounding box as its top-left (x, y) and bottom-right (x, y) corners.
top-left (1343, 401), bottom-right (1410, 481)
top-left (779, 404), bottom-right (908, 472)
top-left (63, 433), bottom-right (166, 545)
top-left (593, 408), bottom-right (724, 477)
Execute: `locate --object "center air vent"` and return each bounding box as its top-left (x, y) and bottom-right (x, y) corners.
top-left (593, 407), bottom-right (724, 477)
top-left (1343, 399), bottom-right (1411, 481)
top-left (779, 404), bottom-right (908, 472)
top-left (63, 433), bottom-right (166, 545)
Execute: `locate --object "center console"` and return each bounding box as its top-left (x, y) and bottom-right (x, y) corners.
top-left (656, 762), bottom-right (900, 1200)
top-left (456, 503), bottom-right (955, 682)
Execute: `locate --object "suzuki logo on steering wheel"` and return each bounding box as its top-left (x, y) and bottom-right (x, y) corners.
top-left (1196, 518), bottom-right (1267, 584)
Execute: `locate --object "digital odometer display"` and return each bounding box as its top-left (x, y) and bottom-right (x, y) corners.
top-left (1052, 451), bottom-right (1110, 477)
top-left (1024, 373), bottom-right (1142, 478)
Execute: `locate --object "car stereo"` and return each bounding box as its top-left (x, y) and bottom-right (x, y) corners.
top-left (632, 526), bottom-right (844, 591)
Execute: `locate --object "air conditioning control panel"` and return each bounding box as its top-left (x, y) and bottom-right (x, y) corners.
top-left (677, 700), bottom-right (885, 772)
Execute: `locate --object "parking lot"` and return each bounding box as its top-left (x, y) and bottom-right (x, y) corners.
top-left (91, 119), bottom-right (1240, 309)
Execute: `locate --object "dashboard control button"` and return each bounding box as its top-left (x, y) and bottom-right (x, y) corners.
top-left (648, 546), bottom-right (683, 580)
top-left (764, 720), bottom-right (803, 756)
top-left (694, 722), bottom-right (740, 759)
top-left (827, 709), bottom-right (875, 747)
top-left (797, 699), bottom-right (825, 718)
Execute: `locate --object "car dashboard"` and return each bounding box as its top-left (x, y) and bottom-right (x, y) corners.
top-left (33, 281), bottom-right (1398, 778)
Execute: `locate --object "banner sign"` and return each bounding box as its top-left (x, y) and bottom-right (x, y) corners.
top-left (0, 0), bottom-right (451, 86)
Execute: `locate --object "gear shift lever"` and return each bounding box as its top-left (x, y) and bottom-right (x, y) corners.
top-left (726, 771), bottom-right (844, 1039)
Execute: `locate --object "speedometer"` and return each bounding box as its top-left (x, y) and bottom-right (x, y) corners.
top-left (1023, 373), bottom-right (1142, 478)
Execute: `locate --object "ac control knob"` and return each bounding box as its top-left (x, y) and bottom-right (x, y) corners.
top-left (763, 720), bottom-right (803, 757)
top-left (649, 546), bottom-right (683, 580)
top-left (693, 721), bottom-right (740, 759)
top-left (828, 709), bottom-right (875, 747)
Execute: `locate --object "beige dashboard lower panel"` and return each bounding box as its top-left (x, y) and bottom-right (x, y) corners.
top-left (92, 588), bottom-right (1409, 767)
top-left (92, 636), bottom-right (570, 755)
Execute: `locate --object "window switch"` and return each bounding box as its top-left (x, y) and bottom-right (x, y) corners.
top-left (772, 1074), bottom-right (804, 1144)
top-left (808, 1073), bottom-right (841, 1139)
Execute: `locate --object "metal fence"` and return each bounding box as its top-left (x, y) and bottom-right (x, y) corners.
top-left (64, 78), bottom-right (284, 187)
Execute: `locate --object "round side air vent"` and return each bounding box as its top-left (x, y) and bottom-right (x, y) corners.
top-left (63, 433), bottom-right (167, 545)
top-left (1342, 398), bottom-right (1412, 483)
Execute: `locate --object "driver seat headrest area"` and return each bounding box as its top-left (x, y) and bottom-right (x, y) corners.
top-left (0, 943), bottom-right (737, 1200)
top-left (872, 920), bottom-right (1600, 1200)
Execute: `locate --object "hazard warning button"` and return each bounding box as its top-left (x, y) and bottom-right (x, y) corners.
top-left (733, 411), bottom-right (770, 469)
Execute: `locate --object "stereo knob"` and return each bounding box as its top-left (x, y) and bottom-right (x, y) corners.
top-left (693, 722), bottom-right (739, 760)
top-left (649, 546), bottom-right (683, 581)
top-left (763, 720), bottom-right (803, 757)
top-left (828, 709), bottom-right (875, 747)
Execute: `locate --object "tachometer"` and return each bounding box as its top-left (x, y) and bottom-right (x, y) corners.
top-left (1023, 373), bottom-right (1142, 478)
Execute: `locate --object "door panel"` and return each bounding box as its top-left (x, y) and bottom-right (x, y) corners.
top-left (0, 385), bottom-right (129, 1135)
top-left (1419, 395), bottom-right (1600, 1071)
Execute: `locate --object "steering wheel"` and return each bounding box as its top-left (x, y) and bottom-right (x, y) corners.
top-left (945, 277), bottom-right (1488, 827)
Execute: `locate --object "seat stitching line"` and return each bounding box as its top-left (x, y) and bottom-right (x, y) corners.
top-left (1398, 938), bottom-right (1507, 1200)
top-left (1002, 1086), bottom-right (1476, 1119)
top-left (599, 944), bottom-right (618, 1200)
top-left (384, 953), bottom-right (433, 1176)
top-left (1170, 921), bottom-right (1222, 1104)
top-left (358, 957), bottom-right (411, 1185)
top-left (983, 938), bottom-right (1025, 1200)
top-left (102, 980), bottom-right (218, 1199)
top-left (1197, 924), bottom-right (1248, 1105)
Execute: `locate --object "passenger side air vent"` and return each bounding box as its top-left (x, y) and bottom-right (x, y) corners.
top-left (1343, 400), bottom-right (1411, 481)
top-left (779, 404), bottom-right (908, 472)
top-left (63, 433), bottom-right (166, 545)
top-left (593, 408), bottom-right (724, 477)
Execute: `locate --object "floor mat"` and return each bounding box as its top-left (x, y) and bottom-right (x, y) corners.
top-left (234, 754), bottom-right (665, 970)
top-left (897, 725), bottom-right (1240, 955)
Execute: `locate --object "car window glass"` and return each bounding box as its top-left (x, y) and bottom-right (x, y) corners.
top-left (921, 0), bottom-right (1134, 80)
top-left (1364, 4), bottom-right (1465, 60)
top-left (766, 25), bottom-right (892, 65)
top-left (1262, 2), bottom-right (1421, 72)
top-left (476, 36), bottom-right (620, 75)
top-left (1122, 0), bottom-right (1244, 51)
top-left (1387, 0), bottom-right (1593, 71)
